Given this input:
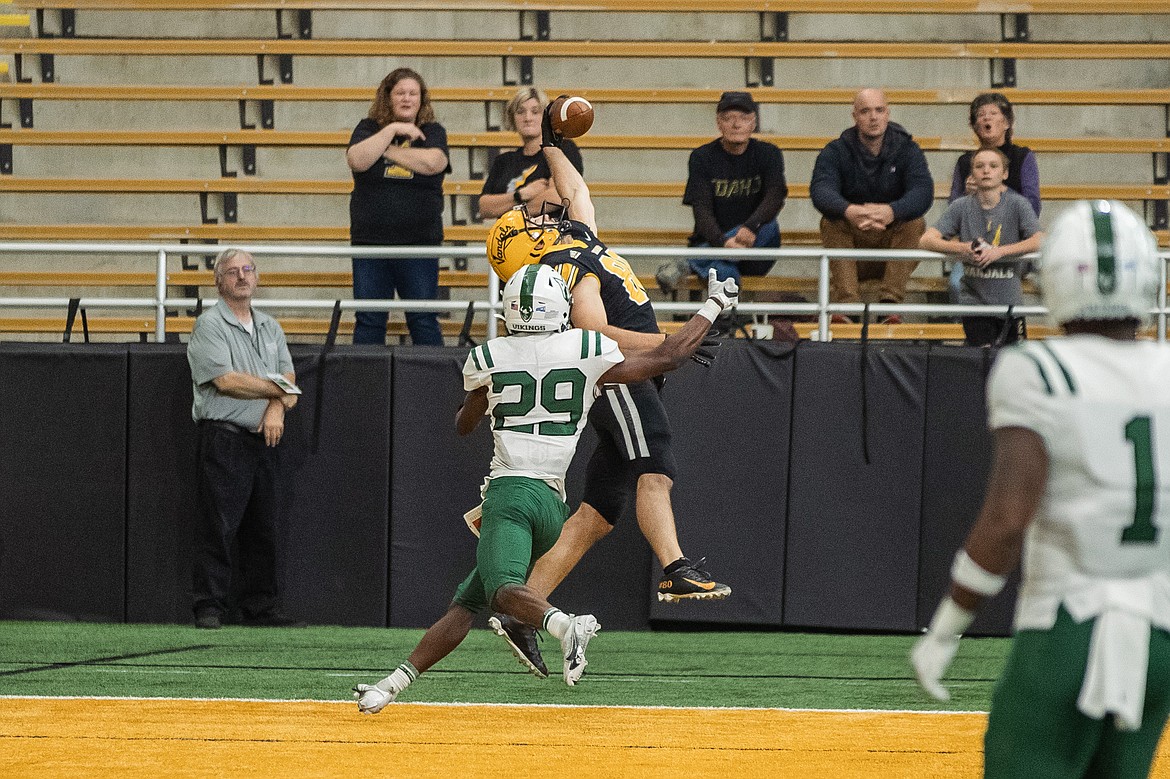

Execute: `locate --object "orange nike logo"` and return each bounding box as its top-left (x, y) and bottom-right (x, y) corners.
top-left (682, 578), bottom-right (716, 591)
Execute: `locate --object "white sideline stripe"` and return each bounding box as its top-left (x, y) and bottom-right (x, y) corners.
top-left (0, 694), bottom-right (987, 715)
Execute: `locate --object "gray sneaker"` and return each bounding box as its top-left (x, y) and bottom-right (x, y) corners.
top-left (489, 614), bottom-right (549, 679)
top-left (560, 614), bottom-right (600, 686)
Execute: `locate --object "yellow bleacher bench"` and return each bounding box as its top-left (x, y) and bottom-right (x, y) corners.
top-left (2, 176), bottom-right (1167, 204)
top-left (0, 129), bottom-right (1167, 156)
top-left (5, 84), bottom-right (1170, 109)
top-left (13, 1), bottom-right (1170, 13)
top-left (2, 38), bottom-right (1168, 61)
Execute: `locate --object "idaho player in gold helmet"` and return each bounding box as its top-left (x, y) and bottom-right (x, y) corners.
top-left (485, 201), bottom-right (571, 282)
top-left (484, 97), bottom-right (734, 680)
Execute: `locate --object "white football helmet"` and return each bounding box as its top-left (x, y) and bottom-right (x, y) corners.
top-left (1039, 200), bottom-right (1161, 326)
top-left (502, 263), bottom-right (572, 335)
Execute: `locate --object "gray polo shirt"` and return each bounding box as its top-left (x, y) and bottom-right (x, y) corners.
top-left (187, 299), bottom-right (294, 431)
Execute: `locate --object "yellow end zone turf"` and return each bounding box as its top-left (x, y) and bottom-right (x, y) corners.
top-left (0, 697), bottom-right (992, 778)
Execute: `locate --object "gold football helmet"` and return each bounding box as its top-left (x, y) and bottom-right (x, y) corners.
top-left (486, 203), bottom-right (567, 281)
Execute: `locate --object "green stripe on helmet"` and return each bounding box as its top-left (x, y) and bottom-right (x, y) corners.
top-left (519, 263), bottom-right (541, 322)
top-left (1091, 200), bottom-right (1116, 295)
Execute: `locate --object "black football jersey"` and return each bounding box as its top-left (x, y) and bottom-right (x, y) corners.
top-left (540, 220), bottom-right (659, 335)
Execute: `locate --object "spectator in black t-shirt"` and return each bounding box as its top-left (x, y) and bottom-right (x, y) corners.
top-left (657, 91), bottom-right (787, 292)
top-left (346, 67), bottom-right (451, 345)
top-left (478, 87), bottom-right (584, 221)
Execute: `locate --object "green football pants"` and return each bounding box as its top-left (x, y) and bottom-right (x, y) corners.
top-left (452, 476), bottom-right (569, 614)
top-left (984, 606), bottom-right (1170, 778)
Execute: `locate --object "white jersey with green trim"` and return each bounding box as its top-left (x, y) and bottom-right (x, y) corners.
top-left (988, 335), bottom-right (1170, 631)
top-left (463, 328), bottom-right (623, 495)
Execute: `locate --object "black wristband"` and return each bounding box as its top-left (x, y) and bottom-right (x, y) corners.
top-left (513, 189), bottom-right (523, 204)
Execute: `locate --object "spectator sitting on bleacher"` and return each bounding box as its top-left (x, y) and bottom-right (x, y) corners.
top-left (810, 88), bottom-right (934, 324)
top-left (477, 87), bottom-right (584, 221)
top-left (920, 148), bottom-right (1044, 347)
top-left (657, 90), bottom-right (787, 293)
top-left (346, 67), bottom-right (451, 346)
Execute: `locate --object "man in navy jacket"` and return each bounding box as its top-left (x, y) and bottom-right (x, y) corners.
top-left (810, 89), bottom-right (934, 320)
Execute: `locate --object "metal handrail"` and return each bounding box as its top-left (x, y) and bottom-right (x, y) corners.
top-left (0, 241), bottom-right (1166, 343)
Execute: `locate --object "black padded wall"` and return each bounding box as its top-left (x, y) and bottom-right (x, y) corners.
top-left (784, 342), bottom-right (928, 631)
top-left (388, 349), bottom-right (488, 627)
top-left (280, 347), bottom-right (393, 626)
top-left (918, 346), bottom-right (1018, 636)
top-left (650, 340), bottom-right (796, 626)
top-left (124, 346), bottom-right (199, 623)
top-left (0, 344), bottom-right (127, 622)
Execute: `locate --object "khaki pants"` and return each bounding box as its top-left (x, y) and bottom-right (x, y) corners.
top-left (820, 216), bottom-right (926, 304)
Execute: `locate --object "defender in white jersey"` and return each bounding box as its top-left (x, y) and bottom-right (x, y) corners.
top-left (353, 263), bottom-right (738, 712)
top-left (912, 200), bottom-right (1170, 777)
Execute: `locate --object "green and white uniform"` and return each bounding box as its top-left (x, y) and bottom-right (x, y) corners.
top-left (983, 335), bottom-right (1170, 777)
top-left (452, 328), bottom-right (623, 613)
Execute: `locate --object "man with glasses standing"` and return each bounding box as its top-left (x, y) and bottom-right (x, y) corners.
top-left (186, 248), bottom-right (303, 630)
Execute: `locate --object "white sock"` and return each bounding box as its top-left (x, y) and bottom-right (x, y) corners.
top-left (377, 662), bottom-right (418, 693)
top-left (542, 608), bottom-right (573, 640)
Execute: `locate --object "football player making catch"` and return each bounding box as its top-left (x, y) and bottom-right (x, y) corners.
top-left (912, 200), bottom-right (1170, 777)
top-left (481, 99), bottom-right (733, 678)
top-left (353, 262), bottom-right (738, 712)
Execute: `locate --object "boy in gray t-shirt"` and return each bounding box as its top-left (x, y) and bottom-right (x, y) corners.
top-left (920, 148), bottom-right (1044, 345)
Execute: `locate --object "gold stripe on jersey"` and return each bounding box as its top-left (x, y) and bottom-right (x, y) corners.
top-left (557, 262), bottom-right (579, 290)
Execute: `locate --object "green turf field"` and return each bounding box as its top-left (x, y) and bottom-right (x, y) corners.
top-left (0, 621), bottom-right (1010, 710)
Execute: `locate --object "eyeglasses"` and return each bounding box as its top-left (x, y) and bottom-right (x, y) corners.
top-left (217, 264), bottom-right (256, 278)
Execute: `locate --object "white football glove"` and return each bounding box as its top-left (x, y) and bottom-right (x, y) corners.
top-left (910, 631), bottom-right (960, 701)
top-left (706, 268), bottom-right (739, 310)
top-left (353, 683), bottom-right (396, 714)
top-left (910, 596), bottom-right (974, 702)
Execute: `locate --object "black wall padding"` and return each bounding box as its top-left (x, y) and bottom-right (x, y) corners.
top-left (124, 346), bottom-right (200, 623)
top-left (388, 349), bottom-right (490, 627)
top-left (280, 346), bottom-right (393, 626)
top-left (650, 340), bottom-right (796, 626)
top-left (0, 344), bottom-right (127, 622)
top-left (918, 346), bottom-right (1018, 636)
top-left (785, 342), bottom-right (928, 631)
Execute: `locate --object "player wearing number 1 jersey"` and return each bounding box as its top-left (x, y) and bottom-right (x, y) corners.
top-left (913, 201), bottom-right (1170, 778)
top-left (353, 262), bottom-right (738, 712)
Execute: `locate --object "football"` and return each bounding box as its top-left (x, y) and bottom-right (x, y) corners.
top-left (550, 96), bottom-right (594, 139)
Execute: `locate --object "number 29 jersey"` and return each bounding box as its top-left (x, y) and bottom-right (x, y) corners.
top-left (541, 220), bottom-right (660, 335)
top-left (463, 328), bottom-right (624, 494)
top-left (988, 336), bottom-right (1170, 630)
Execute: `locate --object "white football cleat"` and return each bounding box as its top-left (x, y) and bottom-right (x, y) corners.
top-left (560, 614), bottom-right (600, 687)
top-left (353, 682), bottom-right (398, 714)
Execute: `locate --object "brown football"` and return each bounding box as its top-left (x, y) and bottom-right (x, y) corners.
top-left (550, 96), bottom-right (594, 139)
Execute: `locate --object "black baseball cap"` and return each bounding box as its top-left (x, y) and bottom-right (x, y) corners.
top-left (717, 91), bottom-right (757, 114)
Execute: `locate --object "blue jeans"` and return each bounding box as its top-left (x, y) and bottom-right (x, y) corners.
top-left (352, 254), bottom-right (443, 346)
top-left (688, 220), bottom-right (780, 285)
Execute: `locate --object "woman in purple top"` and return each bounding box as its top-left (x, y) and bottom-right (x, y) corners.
top-left (949, 93), bottom-right (1040, 216)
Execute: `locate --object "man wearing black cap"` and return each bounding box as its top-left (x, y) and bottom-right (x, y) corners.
top-left (657, 90), bottom-right (787, 293)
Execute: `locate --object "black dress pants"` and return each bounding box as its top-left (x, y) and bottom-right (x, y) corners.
top-left (192, 421), bottom-right (281, 618)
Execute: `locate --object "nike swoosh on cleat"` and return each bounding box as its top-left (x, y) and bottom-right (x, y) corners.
top-left (682, 578), bottom-right (717, 591)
